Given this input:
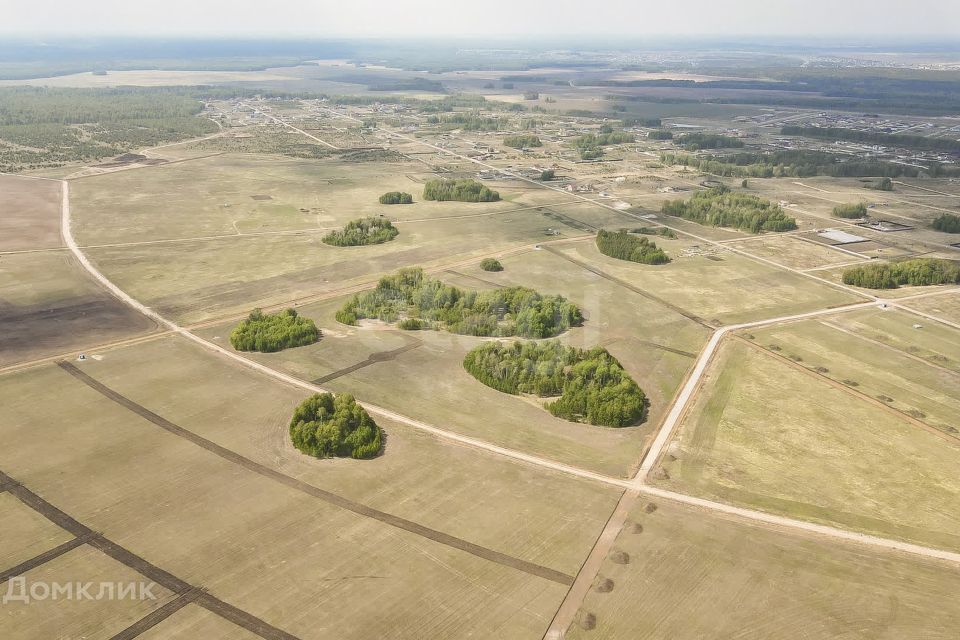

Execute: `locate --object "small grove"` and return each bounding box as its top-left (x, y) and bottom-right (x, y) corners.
top-left (463, 341), bottom-right (648, 428)
top-left (230, 308), bottom-right (320, 353)
top-left (503, 134), bottom-right (542, 148)
top-left (322, 217), bottom-right (399, 246)
top-left (335, 267), bottom-right (582, 338)
top-left (662, 186), bottom-right (797, 233)
top-left (933, 213), bottom-right (960, 233)
top-left (379, 191), bottom-right (413, 204)
top-left (423, 178), bottom-right (500, 202)
top-left (842, 259), bottom-right (960, 289)
top-left (832, 202), bottom-right (867, 219)
top-left (596, 229), bottom-right (670, 265)
top-left (289, 393), bottom-right (382, 459)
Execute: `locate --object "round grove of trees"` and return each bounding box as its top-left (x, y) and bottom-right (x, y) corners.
top-left (463, 341), bottom-right (648, 428)
top-left (480, 258), bottom-right (504, 272)
top-left (230, 308), bottom-right (320, 353)
top-left (289, 393), bottom-right (382, 459)
top-left (379, 191), bottom-right (413, 205)
top-left (322, 217), bottom-right (399, 246)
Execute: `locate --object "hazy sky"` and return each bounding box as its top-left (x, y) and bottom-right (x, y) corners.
top-left (2, 0), bottom-right (959, 38)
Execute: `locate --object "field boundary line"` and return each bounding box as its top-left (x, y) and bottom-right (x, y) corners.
top-left (55, 360), bottom-right (576, 586)
top-left (0, 470), bottom-right (302, 640)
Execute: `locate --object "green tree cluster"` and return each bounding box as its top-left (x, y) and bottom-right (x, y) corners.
top-left (539, 169), bottom-right (556, 181)
top-left (289, 393), bottom-right (382, 459)
top-left (463, 341), bottom-right (648, 428)
top-left (832, 202), bottom-right (868, 219)
top-left (932, 213), bottom-right (960, 233)
top-left (662, 186), bottom-right (797, 233)
top-left (572, 130), bottom-right (634, 160)
top-left (842, 259), bottom-right (960, 289)
top-left (423, 178), bottom-right (500, 202)
top-left (480, 258), bottom-right (504, 272)
top-left (633, 226), bottom-right (677, 239)
top-left (660, 150), bottom-right (959, 180)
top-left (230, 308), bottom-right (320, 352)
top-left (322, 217), bottom-right (399, 246)
top-left (503, 134), bottom-right (542, 149)
top-left (677, 133), bottom-right (744, 150)
top-left (647, 130), bottom-right (673, 140)
top-left (335, 267), bottom-right (582, 338)
top-left (596, 229), bottom-right (670, 265)
top-left (378, 191), bottom-right (413, 204)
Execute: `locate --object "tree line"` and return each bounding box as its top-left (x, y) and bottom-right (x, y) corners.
top-left (783, 126), bottom-right (960, 153)
top-left (289, 393), bottom-right (382, 459)
top-left (503, 134), bottom-right (542, 149)
top-left (335, 267), bottom-right (582, 338)
top-left (596, 229), bottom-right (670, 265)
top-left (676, 133), bottom-right (745, 150)
top-left (842, 259), bottom-right (960, 289)
top-left (230, 308), bottom-right (320, 352)
top-left (322, 217), bottom-right (399, 246)
top-left (462, 341), bottom-right (648, 428)
top-left (423, 178), bottom-right (500, 202)
top-left (662, 186), bottom-right (797, 233)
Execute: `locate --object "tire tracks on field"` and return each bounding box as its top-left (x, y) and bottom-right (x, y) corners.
top-left (55, 361), bottom-right (575, 587)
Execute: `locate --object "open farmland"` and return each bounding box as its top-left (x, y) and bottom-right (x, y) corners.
top-left (4, 41), bottom-right (960, 640)
top-left (653, 338), bottom-right (960, 552)
top-left (565, 498), bottom-right (960, 640)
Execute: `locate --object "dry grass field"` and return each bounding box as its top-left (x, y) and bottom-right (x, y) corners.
top-left (0, 175), bottom-right (62, 251)
top-left (653, 338), bottom-right (960, 552)
top-left (0, 336), bottom-right (621, 639)
top-left (5, 76), bottom-right (960, 640)
top-left (565, 499), bottom-right (960, 640)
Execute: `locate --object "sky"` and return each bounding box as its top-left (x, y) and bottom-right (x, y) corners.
top-left (1, 0), bottom-right (958, 39)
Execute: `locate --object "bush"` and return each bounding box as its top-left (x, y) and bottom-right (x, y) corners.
top-left (662, 185), bottom-right (797, 233)
top-left (289, 393), bottom-right (382, 459)
top-left (480, 258), bottom-right (504, 272)
top-left (503, 134), bottom-right (542, 149)
top-left (379, 191), bottom-right (413, 205)
top-left (229, 308), bottom-right (320, 353)
top-left (633, 226), bottom-right (677, 239)
top-left (323, 217), bottom-right (399, 246)
top-left (397, 318), bottom-right (425, 330)
top-left (336, 267), bottom-right (582, 338)
top-left (423, 178), bottom-right (500, 202)
top-left (932, 213), bottom-right (960, 233)
top-left (596, 230), bottom-right (670, 265)
top-left (832, 202), bottom-right (868, 219)
top-left (842, 259), bottom-right (960, 289)
top-left (539, 169), bottom-right (555, 181)
top-left (463, 341), bottom-right (648, 427)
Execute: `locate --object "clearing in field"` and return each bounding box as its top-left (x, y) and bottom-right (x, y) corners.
top-left (652, 338), bottom-right (960, 552)
top-left (565, 498), bottom-right (960, 639)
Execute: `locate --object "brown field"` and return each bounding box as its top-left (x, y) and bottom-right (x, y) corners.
top-left (0, 251), bottom-right (157, 367)
top-left (0, 175), bottom-right (62, 252)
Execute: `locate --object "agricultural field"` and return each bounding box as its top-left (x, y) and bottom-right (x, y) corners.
top-left (4, 46), bottom-right (960, 640)
top-left (566, 498), bottom-right (960, 639)
top-left (653, 338), bottom-right (960, 552)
